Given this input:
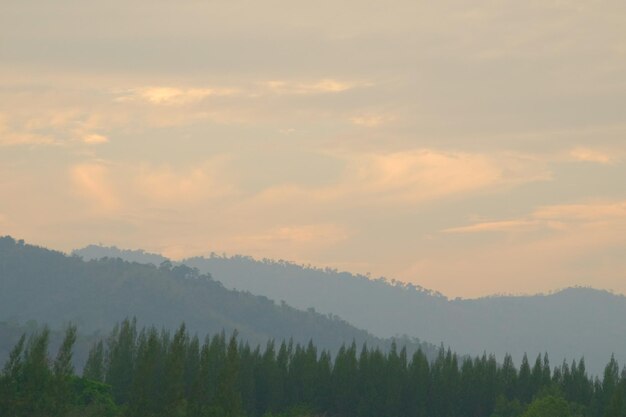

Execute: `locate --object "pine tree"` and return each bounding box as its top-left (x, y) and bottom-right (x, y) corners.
top-left (128, 326), bottom-right (164, 417)
top-left (331, 342), bottom-right (358, 417)
top-left (518, 354), bottom-right (532, 403)
top-left (83, 340), bottom-right (105, 382)
top-left (501, 354), bottom-right (518, 400)
top-left (185, 334), bottom-right (201, 399)
top-left (0, 334), bottom-right (26, 416)
top-left (105, 318), bottom-right (138, 404)
top-left (407, 348), bottom-right (430, 417)
top-left (162, 324), bottom-right (189, 417)
top-left (215, 332), bottom-right (242, 417)
top-left (237, 342), bottom-right (257, 417)
top-left (385, 341), bottom-right (407, 417)
top-left (602, 356), bottom-right (621, 417)
top-left (21, 327), bottom-right (53, 417)
top-left (315, 350), bottom-right (333, 413)
top-left (53, 324), bottom-right (77, 416)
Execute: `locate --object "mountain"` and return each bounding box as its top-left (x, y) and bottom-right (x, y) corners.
top-left (75, 244), bottom-right (626, 375)
top-left (0, 236), bottom-right (435, 368)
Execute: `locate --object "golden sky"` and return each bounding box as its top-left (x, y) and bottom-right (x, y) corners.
top-left (1, 0), bottom-right (625, 298)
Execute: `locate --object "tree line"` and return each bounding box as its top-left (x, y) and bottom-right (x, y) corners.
top-left (2, 319), bottom-right (626, 417)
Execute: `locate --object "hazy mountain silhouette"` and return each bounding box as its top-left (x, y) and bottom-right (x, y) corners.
top-left (0, 236), bottom-right (435, 368)
top-left (75, 244), bottom-right (626, 375)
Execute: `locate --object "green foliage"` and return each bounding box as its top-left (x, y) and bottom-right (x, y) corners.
top-left (83, 340), bottom-right (105, 382)
top-left (2, 304), bottom-right (626, 417)
top-left (491, 396), bottom-right (525, 417)
top-left (1, 319), bottom-right (626, 417)
top-left (0, 326), bottom-right (118, 417)
top-left (521, 395), bottom-right (575, 417)
top-left (68, 377), bottom-right (119, 417)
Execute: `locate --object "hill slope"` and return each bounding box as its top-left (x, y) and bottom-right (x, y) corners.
top-left (0, 237), bottom-right (435, 366)
top-left (75, 244), bottom-right (626, 375)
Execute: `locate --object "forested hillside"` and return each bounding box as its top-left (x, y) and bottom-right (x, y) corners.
top-left (0, 237), bottom-right (434, 368)
top-left (76, 245), bottom-right (626, 375)
top-left (3, 319), bottom-right (626, 417)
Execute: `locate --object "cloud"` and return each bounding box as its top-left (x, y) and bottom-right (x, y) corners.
top-left (444, 200), bottom-right (626, 234)
top-left (82, 133), bottom-right (109, 144)
top-left (0, 112), bottom-right (56, 146)
top-left (0, 108), bottom-right (112, 147)
top-left (534, 201), bottom-right (626, 221)
top-left (350, 114), bottom-right (395, 127)
top-left (264, 79), bottom-right (362, 95)
top-left (443, 219), bottom-right (543, 234)
top-left (257, 149), bottom-right (550, 206)
top-left (0, 132), bottom-right (58, 147)
top-left (134, 161), bottom-right (236, 203)
top-left (117, 86), bottom-right (239, 105)
top-left (350, 150), bottom-right (505, 201)
top-left (232, 223), bottom-right (349, 246)
top-left (569, 147), bottom-right (617, 165)
top-left (352, 150), bottom-right (552, 203)
top-left (70, 163), bottom-right (120, 212)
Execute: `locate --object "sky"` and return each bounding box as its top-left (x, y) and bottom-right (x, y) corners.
top-left (1, 0), bottom-right (625, 298)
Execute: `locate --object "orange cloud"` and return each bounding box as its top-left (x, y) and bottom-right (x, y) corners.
top-left (0, 109), bottom-right (112, 147)
top-left (444, 200), bottom-right (626, 235)
top-left (406, 199), bottom-right (626, 297)
top-left (264, 78), bottom-right (362, 94)
top-left (70, 163), bottom-right (120, 212)
top-left (569, 147), bottom-right (616, 164)
top-left (350, 114), bottom-right (396, 127)
top-left (0, 132), bottom-right (58, 147)
top-left (134, 161), bottom-right (236, 203)
top-left (230, 224), bottom-right (349, 250)
top-left (534, 201), bottom-right (626, 221)
top-left (357, 150), bottom-right (550, 201)
top-left (443, 219), bottom-right (543, 234)
top-left (350, 150), bottom-right (503, 201)
top-left (117, 86), bottom-right (239, 105)
top-left (82, 133), bottom-right (109, 144)
top-left (256, 149), bottom-right (550, 207)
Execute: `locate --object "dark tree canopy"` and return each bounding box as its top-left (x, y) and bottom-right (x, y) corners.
top-left (2, 320), bottom-right (625, 417)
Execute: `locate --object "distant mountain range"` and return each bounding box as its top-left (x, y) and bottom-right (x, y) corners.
top-left (75, 243), bottom-right (626, 375)
top-left (0, 236), bottom-right (435, 368)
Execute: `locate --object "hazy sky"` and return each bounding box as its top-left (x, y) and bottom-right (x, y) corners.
top-left (2, 0), bottom-right (625, 298)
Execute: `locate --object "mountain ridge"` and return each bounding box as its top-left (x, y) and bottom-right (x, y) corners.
top-left (74, 243), bottom-right (626, 375)
top-left (0, 236), bottom-right (436, 368)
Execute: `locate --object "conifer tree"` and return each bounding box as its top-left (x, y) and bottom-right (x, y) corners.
top-left (128, 327), bottom-right (163, 417)
top-left (53, 324), bottom-right (77, 416)
top-left (0, 334), bottom-right (26, 416)
top-left (22, 327), bottom-right (52, 417)
top-left (518, 354), bottom-right (533, 403)
top-left (162, 324), bottom-right (188, 417)
top-left (408, 348), bottom-right (430, 417)
top-left (315, 350), bottom-right (333, 413)
top-left (501, 354), bottom-right (518, 400)
top-left (185, 334), bottom-right (201, 399)
top-left (83, 340), bottom-right (105, 382)
top-left (105, 318), bottom-right (137, 404)
top-left (215, 332), bottom-right (243, 417)
top-left (332, 342), bottom-right (358, 417)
